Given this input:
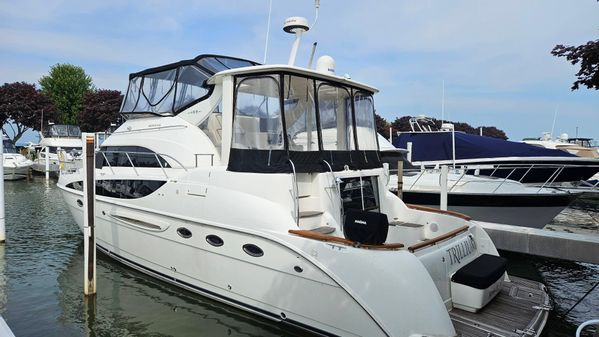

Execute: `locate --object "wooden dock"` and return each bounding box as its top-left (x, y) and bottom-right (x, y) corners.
top-left (450, 276), bottom-right (550, 337)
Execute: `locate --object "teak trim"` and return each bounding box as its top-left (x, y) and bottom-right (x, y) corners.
top-left (407, 225), bottom-right (470, 253)
top-left (288, 230), bottom-right (404, 250)
top-left (406, 204), bottom-right (472, 221)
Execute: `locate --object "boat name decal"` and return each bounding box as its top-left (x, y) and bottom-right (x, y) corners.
top-left (446, 234), bottom-right (476, 265)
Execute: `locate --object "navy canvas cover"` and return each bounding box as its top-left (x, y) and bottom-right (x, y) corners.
top-left (393, 132), bottom-right (577, 162)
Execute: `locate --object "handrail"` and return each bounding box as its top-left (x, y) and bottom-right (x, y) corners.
top-left (322, 159), bottom-right (343, 229)
top-left (407, 225), bottom-right (469, 253)
top-left (448, 168), bottom-right (467, 192)
top-left (288, 159), bottom-right (299, 227)
top-left (492, 167), bottom-right (516, 193)
top-left (289, 230), bottom-right (404, 250)
top-left (408, 169), bottom-right (426, 190)
top-left (124, 152), bottom-right (139, 176)
top-left (154, 153), bottom-right (168, 179)
top-left (100, 152), bottom-right (115, 174)
top-left (537, 166), bottom-right (564, 191)
top-left (406, 204), bottom-right (472, 221)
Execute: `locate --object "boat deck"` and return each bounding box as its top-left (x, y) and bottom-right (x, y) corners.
top-left (450, 276), bottom-right (550, 337)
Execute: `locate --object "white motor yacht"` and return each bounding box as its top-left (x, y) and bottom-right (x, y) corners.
top-left (31, 124), bottom-right (82, 176)
top-left (3, 136), bottom-right (33, 180)
top-left (58, 36), bottom-right (549, 337)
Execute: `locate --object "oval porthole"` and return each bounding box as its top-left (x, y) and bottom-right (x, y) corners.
top-left (206, 235), bottom-right (224, 247)
top-left (177, 227), bottom-right (192, 239)
top-left (77, 199), bottom-right (83, 207)
top-left (242, 244), bottom-right (264, 257)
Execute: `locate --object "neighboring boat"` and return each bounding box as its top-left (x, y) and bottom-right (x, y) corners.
top-left (2, 136), bottom-right (33, 180)
top-left (393, 116), bottom-right (599, 184)
top-left (380, 137), bottom-right (579, 228)
top-left (57, 48), bottom-right (549, 337)
top-left (31, 124), bottom-right (82, 176)
top-left (523, 132), bottom-right (599, 159)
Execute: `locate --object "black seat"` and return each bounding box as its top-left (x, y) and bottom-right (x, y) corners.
top-left (451, 254), bottom-right (507, 289)
top-left (343, 210), bottom-right (389, 245)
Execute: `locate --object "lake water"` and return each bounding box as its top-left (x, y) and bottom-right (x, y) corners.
top-left (0, 178), bottom-right (597, 336)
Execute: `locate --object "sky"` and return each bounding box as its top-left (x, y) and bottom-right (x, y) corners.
top-left (1, 0), bottom-right (598, 143)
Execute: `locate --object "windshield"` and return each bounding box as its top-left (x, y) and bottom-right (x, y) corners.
top-left (43, 125), bottom-right (81, 138)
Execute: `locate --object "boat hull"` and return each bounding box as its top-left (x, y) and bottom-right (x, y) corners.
top-left (402, 191), bottom-right (577, 228)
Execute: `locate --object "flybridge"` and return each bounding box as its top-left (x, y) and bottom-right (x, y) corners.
top-left (120, 54), bottom-right (259, 117)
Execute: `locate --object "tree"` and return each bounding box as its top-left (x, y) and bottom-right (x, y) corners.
top-left (39, 64), bottom-right (94, 125)
top-left (79, 90), bottom-right (123, 132)
top-left (375, 113), bottom-right (390, 138)
top-left (551, 40), bottom-right (599, 90)
top-left (389, 115), bottom-right (508, 140)
top-left (0, 82), bottom-right (57, 144)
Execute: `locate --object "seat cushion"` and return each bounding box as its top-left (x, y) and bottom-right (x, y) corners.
top-left (451, 254), bottom-right (507, 289)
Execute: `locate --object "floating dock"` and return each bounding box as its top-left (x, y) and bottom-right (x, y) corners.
top-left (477, 221), bottom-right (599, 264)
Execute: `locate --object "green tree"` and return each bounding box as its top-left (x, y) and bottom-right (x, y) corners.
top-left (39, 64), bottom-right (94, 125)
top-left (0, 82), bottom-right (57, 144)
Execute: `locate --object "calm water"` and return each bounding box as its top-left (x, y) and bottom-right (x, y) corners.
top-left (0, 178), bottom-right (597, 336)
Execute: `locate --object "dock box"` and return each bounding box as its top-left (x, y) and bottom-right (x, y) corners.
top-left (451, 254), bottom-right (507, 313)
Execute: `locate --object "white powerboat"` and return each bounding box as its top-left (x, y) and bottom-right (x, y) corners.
top-left (3, 137), bottom-right (33, 180)
top-left (58, 25), bottom-right (549, 336)
top-left (380, 137), bottom-right (579, 228)
top-left (31, 124), bottom-right (82, 176)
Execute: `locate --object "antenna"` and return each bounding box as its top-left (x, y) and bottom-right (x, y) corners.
top-left (441, 80), bottom-right (445, 123)
top-left (308, 42), bottom-right (318, 68)
top-left (550, 106), bottom-right (558, 139)
top-left (263, 0), bottom-right (273, 64)
top-left (284, 16), bottom-right (309, 66)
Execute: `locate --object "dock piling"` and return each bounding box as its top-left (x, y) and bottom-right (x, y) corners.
top-left (45, 146), bottom-right (50, 181)
top-left (440, 165), bottom-right (448, 211)
top-left (82, 133), bottom-right (96, 296)
top-left (396, 160), bottom-right (403, 199)
top-left (0, 139), bottom-right (5, 243)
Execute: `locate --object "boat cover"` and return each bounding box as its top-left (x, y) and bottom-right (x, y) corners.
top-left (393, 132), bottom-right (577, 162)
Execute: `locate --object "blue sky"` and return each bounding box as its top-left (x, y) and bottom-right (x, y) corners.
top-left (1, 0), bottom-right (598, 143)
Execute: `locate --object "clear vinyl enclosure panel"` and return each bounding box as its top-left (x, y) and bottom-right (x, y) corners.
top-left (232, 73), bottom-right (378, 152)
top-left (233, 76), bottom-right (284, 150)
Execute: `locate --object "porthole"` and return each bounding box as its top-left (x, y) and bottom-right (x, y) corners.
top-left (206, 235), bottom-right (224, 247)
top-left (177, 227), bottom-right (192, 239)
top-left (76, 199), bottom-right (83, 207)
top-left (294, 266), bottom-right (303, 273)
top-left (242, 244), bottom-right (264, 257)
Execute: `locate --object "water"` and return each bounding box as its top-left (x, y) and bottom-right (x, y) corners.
top-left (0, 178), bottom-right (597, 336)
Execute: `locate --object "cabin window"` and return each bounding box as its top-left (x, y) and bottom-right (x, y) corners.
top-left (233, 76), bottom-right (283, 150)
top-left (283, 75), bottom-right (319, 152)
top-left (65, 179), bottom-right (166, 199)
top-left (317, 83), bottom-right (355, 151)
top-left (354, 92), bottom-right (378, 151)
top-left (97, 146), bottom-right (171, 168)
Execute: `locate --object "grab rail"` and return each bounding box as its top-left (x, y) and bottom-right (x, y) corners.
top-left (322, 159), bottom-right (343, 230)
top-left (95, 150), bottom-right (189, 180)
top-left (288, 159), bottom-right (299, 227)
top-left (407, 225), bottom-right (469, 253)
top-left (406, 204), bottom-right (472, 221)
top-left (289, 230), bottom-right (404, 250)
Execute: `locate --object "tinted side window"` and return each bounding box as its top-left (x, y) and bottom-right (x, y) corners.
top-left (96, 146), bottom-right (171, 168)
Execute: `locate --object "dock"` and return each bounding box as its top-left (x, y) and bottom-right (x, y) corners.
top-left (477, 221), bottom-right (599, 264)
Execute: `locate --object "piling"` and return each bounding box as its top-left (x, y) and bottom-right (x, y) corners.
top-left (83, 133), bottom-right (96, 296)
top-left (440, 165), bottom-right (448, 211)
top-left (396, 160), bottom-right (403, 199)
top-left (406, 142), bottom-right (413, 162)
top-left (0, 139), bottom-right (5, 243)
top-left (45, 146), bottom-right (50, 181)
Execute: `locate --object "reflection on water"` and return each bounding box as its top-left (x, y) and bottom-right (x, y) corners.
top-left (0, 178), bottom-right (597, 336)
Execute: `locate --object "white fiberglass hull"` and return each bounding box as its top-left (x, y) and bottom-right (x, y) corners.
top-left (58, 183), bottom-right (457, 337)
top-left (3, 154), bottom-right (32, 180)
